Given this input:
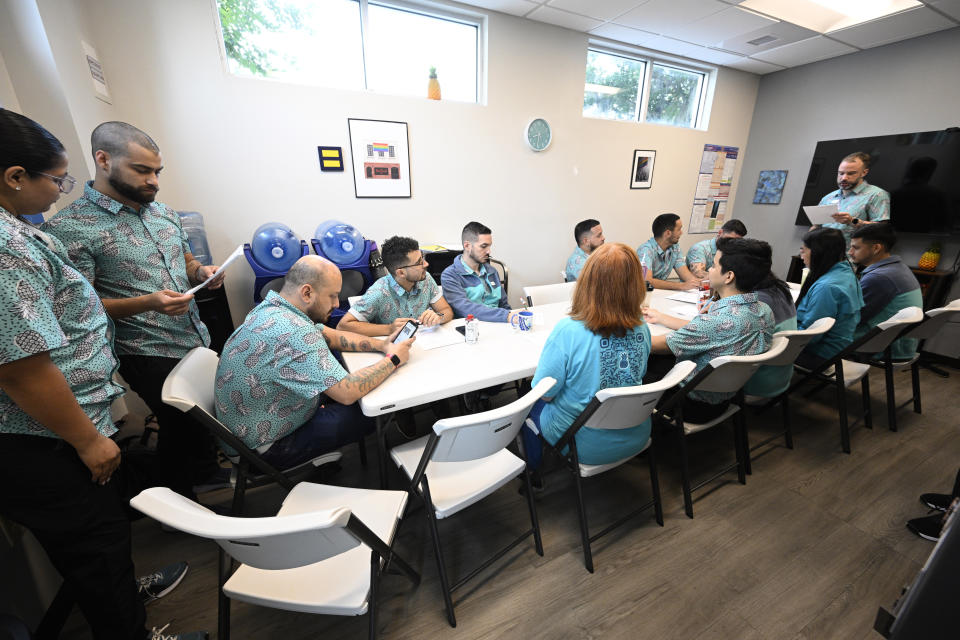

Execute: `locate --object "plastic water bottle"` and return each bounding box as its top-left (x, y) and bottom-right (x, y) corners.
top-left (179, 211), bottom-right (212, 265)
top-left (314, 220), bottom-right (365, 265)
top-left (250, 222), bottom-right (301, 273)
top-left (464, 314), bottom-right (479, 344)
top-left (640, 255), bottom-right (649, 282)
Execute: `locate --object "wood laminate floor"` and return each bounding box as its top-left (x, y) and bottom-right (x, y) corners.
top-left (62, 364), bottom-right (959, 639)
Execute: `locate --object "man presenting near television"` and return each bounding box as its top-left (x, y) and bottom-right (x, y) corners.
top-left (818, 151), bottom-right (890, 245)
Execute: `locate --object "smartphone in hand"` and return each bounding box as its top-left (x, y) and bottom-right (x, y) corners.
top-left (393, 320), bottom-right (419, 343)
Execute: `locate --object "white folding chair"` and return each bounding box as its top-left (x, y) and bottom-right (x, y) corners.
top-left (389, 377), bottom-right (556, 627)
top-left (658, 337), bottom-right (789, 518)
top-left (162, 347), bottom-right (345, 514)
top-left (523, 281), bottom-right (576, 307)
top-left (130, 484), bottom-right (419, 640)
top-left (537, 361), bottom-right (695, 573)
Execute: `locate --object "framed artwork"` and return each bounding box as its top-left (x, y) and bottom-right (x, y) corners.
top-left (630, 150), bottom-right (656, 189)
top-left (347, 118), bottom-right (411, 198)
top-left (753, 170), bottom-right (788, 204)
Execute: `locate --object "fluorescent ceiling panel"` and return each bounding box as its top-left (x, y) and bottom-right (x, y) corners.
top-left (740, 0), bottom-right (923, 32)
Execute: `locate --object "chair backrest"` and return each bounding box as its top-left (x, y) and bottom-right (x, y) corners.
top-left (430, 377), bottom-right (556, 463)
top-left (900, 298), bottom-right (960, 341)
top-left (854, 306), bottom-right (924, 354)
top-left (130, 487), bottom-right (360, 570)
top-left (424, 250), bottom-right (460, 286)
top-left (489, 257), bottom-right (509, 296)
top-left (768, 317), bottom-right (835, 366)
top-left (695, 336), bottom-right (790, 394)
top-left (584, 361), bottom-right (696, 430)
top-left (161, 346), bottom-right (220, 414)
top-left (523, 282), bottom-right (576, 307)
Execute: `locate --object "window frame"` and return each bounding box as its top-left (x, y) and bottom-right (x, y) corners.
top-left (583, 42), bottom-right (716, 130)
top-left (211, 0), bottom-right (486, 104)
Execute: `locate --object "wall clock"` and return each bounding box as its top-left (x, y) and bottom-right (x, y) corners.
top-left (525, 118), bottom-right (552, 152)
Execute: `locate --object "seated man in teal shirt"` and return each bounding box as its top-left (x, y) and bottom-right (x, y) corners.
top-left (645, 238), bottom-right (775, 423)
top-left (686, 219), bottom-right (747, 279)
top-left (818, 151), bottom-right (890, 245)
top-left (339, 235), bottom-right (453, 337)
top-left (849, 223), bottom-right (922, 360)
top-left (441, 221), bottom-right (518, 323)
top-left (636, 213), bottom-right (699, 291)
top-left (215, 256), bottom-right (413, 469)
top-left (564, 218), bottom-right (604, 281)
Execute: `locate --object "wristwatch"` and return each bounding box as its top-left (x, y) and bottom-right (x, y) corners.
top-left (388, 354), bottom-right (401, 368)
top-left (852, 217), bottom-right (861, 225)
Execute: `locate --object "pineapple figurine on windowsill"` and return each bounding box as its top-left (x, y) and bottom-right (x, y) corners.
top-left (918, 242), bottom-right (941, 271)
top-left (427, 66), bottom-right (441, 100)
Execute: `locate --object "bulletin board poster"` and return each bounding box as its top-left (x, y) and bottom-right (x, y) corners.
top-left (689, 144), bottom-right (739, 233)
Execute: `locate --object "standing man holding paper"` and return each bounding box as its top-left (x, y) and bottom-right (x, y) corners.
top-left (43, 122), bottom-right (227, 496)
top-left (817, 151), bottom-right (890, 244)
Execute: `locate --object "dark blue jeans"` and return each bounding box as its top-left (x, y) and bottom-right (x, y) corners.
top-left (260, 400), bottom-right (374, 469)
top-left (520, 399), bottom-right (547, 470)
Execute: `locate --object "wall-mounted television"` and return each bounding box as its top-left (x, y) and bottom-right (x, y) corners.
top-left (796, 128), bottom-right (960, 235)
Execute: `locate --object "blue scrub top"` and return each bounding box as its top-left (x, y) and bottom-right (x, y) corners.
top-left (797, 261), bottom-right (864, 360)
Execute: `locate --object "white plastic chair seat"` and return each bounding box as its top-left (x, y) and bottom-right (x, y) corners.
top-left (578, 439), bottom-right (651, 478)
top-left (223, 482), bottom-right (407, 616)
top-left (839, 360), bottom-right (871, 387)
top-left (888, 354), bottom-right (920, 369)
top-left (682, 404), bottom-right (741, 435)
top-left (391, 435), bottom-right (525, 519)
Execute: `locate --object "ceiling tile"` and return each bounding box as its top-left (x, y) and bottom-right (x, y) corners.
top-left (546, 0), bottom-right (643, 21)
top-left (526, 5), bottom-right (604, 30)
top-left (614, 0), bottom-right (728, 34)
top-left (724, 57), bottom-right (785, 74)
top-left (589, 22), bottom-right (661, 46)
top-left (662, 5), bottom-right (776, 43)
top-left (925, 0), bottom-right (960, 21)
top-left (455, 0), bottom-right (542, 17)
top-left (751, 35), bottom-right (857, 66)
top-left (828, 6), bottom-right (955, 48)
top-left (717, 21), bottom-right (819, 55)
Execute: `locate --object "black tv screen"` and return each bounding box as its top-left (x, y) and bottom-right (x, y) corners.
top-left (795, 128), bottom-right (960, 235)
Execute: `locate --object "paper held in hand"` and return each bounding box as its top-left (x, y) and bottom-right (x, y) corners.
top-left (185, 244), bottom-right (244, 295)
top-left (802, 204), bottom-right (839, 226)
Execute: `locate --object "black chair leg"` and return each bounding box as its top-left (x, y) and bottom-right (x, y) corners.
top-left (230, 464), bottom-right (248, 516)
top-left (884, 357), bottom-right (896, 432)
top-left (782, 395), bottom-right (794, 450)
top-left (911, 361), bottom-right (922, 414)
top-left (217, 548), bottom-right (232, 640)
top-left (740, 406), bottom-right (752, 476)
top-left (368, 551), bottom-right (378, 640)
top-left (836, 363), bottom-right (851, 454)
top-left (647, 440), bottom-right (664, 526)
top-left (358, 437), bottom-right (368, 467)
top-left (571, 464), bottom-right (594, 573)
top-left (521, 466), bottom-right (544, 556)
top-left (862, 374), bottom-right (872, 431)
top-left (733, 416), bottom-right (746, 485)
top-left (677, 426), bottom-right (694, 519)
top-left (422, 481), bottom-right (456, 627)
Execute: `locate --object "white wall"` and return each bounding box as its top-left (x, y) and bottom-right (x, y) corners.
top-left (25, 0), bottom-right (758, 325)
top-left (0, 51), bottom-right (21, 110)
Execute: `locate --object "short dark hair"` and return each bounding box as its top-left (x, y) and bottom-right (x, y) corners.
top-left (652, 213), bottom-right (680, 238)
top-left (462, 221), bottom-right (491, 243)
top-left (91, 121), bottom-right (159, 160)
top-left (574, 219), bottom-right (600, 245)
top-left (0, 108), bottom-right (66, 175)
top-left (381, 235), bottom-right (420, 274)
top-left (851, 222), bottom-right (896, 251)
top-left (716, 237), bottom-right (772, 292)
top-left (842, 151), bottom-right (871, 168)
top-left (721, 219), bottom-right (748, 236)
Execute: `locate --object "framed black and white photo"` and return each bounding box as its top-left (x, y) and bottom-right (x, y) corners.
top-left (630, 149), bottom-right (656, 189)
top-left (347, 118), bottom-right (411, 198)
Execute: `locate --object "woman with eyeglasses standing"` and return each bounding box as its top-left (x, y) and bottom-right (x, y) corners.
top-left (0, 109), bottom-right (205, 640)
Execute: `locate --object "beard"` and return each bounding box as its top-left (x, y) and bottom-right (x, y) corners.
top-left (109, 173), bottom-right (157, 205)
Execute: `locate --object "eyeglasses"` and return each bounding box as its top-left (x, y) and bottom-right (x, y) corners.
top-left (398, 255), bottom-right (426, 269)
top-left (35, 172), bottom-right (77, 194)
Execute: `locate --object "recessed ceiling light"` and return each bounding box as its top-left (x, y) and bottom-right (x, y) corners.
top-left (740, 0), bottom-right (921, 33)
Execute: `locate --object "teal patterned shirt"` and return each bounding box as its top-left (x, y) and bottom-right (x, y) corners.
top-left (819, 181), bottom-right (890, 244)
top-left (637, 237), bottom-right (685, 280)
top-left (564, 247), bottom-right (589, 281)
top-left (348, 273), bottom-right (442, 324)
top-left (0, 209), bottom-right (123, 438)
top-left (665, 292), bottom-right (774, 404)
top-left (42, 182), bottom-right (210, 358)
top-left (686, 237), bottom-right (717, 272)
top-left (215, 291), bottom-right (348, 451)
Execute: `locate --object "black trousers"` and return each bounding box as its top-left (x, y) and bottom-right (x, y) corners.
top-left (119, 354), bottom-right (220, 493)
top-left (645, 353), bottom-right (732, 423)
top-left (0, 434), bottom-right (154, 640)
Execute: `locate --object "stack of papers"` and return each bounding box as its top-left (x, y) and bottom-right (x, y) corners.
top-left (666, 291), bottom-right (700, 304)
top-left (668, 305), bottom-right (699, 320)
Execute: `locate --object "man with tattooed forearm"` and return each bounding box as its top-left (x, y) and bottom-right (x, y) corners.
top-left (213, 256), bottom-right (414, 469)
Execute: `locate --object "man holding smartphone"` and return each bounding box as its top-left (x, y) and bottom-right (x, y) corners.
top-left (339, 235), bottom-right (453, 337)
top-left (214, 256), bottom-right (414, 470)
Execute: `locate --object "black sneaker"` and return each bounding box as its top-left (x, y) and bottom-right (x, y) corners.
top-left (906, 513), bottom-right (945, 542)
top-left (920, 492), bottom-right (953, 512)
top-left (138, 561), bottom-right (189, 605)
top-left (192, 467), bottom-right (232, 494)
top-left (149, 624), bottom-right (208, 640)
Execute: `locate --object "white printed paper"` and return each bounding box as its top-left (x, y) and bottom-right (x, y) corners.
top-left (186, 244), bottom-right (244, 295)
top-left (802, 204), bottom-right (839, 225)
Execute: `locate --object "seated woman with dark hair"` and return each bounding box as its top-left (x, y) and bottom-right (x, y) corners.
top-left (522, 243), bottom-right (652, 469)
top-left (644, 237), bottom-right (775, 423)
top-left (795, 227), bottom-right (864, 369)
top-left (743, 267), bottom-right (797, 398)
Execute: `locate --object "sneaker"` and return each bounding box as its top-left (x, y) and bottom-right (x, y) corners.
top-left (920, 492), bottom-right (953, 512)
top-left (906, 513), bottom-right (945, 542)
top-left (149, 623), bottom-right (208, 640)
top-left (138, 561), bottom-right (189, 605)
top-left (192, 467), bottom-right (232, 494)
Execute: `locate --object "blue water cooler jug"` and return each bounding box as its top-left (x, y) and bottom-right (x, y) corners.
top-left (178, 211), bottom-right (212, 265)
top-left (311, 220), bottom-right (379, 327)
top-left (244, 222), bottom-right (310, 303)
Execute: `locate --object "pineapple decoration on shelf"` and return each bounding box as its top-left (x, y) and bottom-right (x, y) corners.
top-left (918, 242), bottom-right (941, 271)
top-left (427, 66), bottom-right (441, 100)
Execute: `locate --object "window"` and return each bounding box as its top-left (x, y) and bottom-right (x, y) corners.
top-left (216, 0), bottom-right (481, 102)
top-left (583, 48), bottom-right (711, 129)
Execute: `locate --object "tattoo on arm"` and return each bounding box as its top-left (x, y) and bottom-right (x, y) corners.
top-left (342, 359), bottom-right (393, 395)
top-left (339, 336), bottom-right (349, 351)
top-left (359, 340), bottom-right (374, 352)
